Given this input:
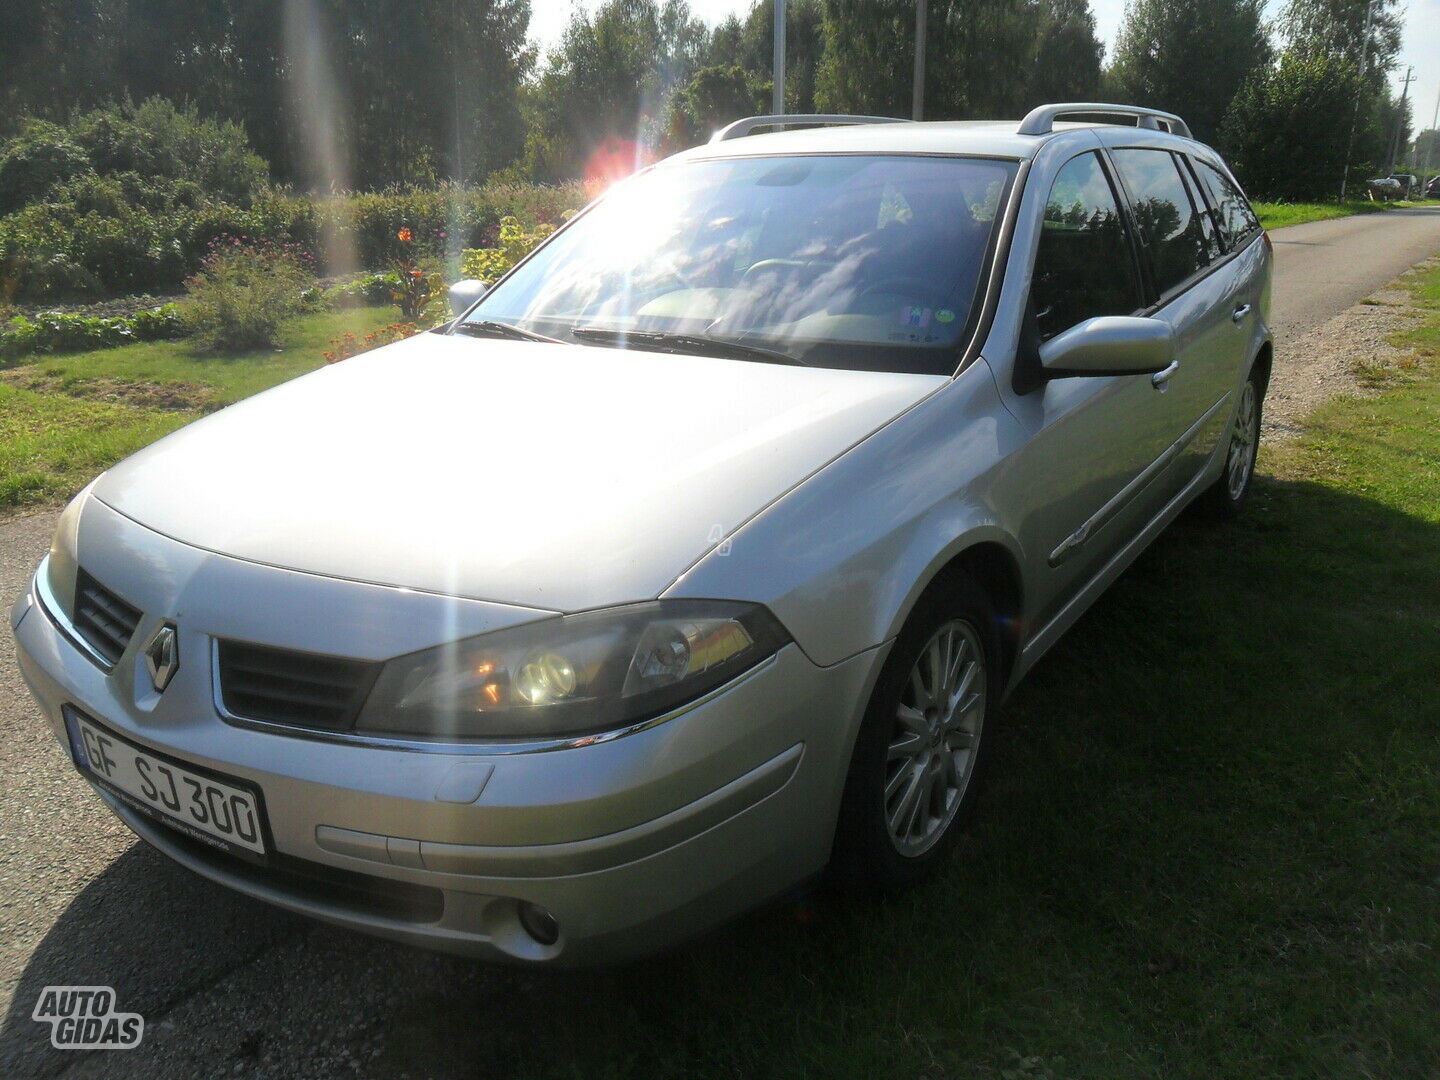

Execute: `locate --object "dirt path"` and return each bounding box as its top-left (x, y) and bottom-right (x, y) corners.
top-left (1263, 256), bottom-right (1437, 439)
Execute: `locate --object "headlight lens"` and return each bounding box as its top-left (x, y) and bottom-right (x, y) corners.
top-left (355, 600), bottom-right (790, 740)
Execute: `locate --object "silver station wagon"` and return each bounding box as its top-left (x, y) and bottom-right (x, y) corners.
top-left (12, 103), bottom-right (1272, 965)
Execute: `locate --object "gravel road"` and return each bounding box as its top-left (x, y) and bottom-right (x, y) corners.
top-left (3, 207), bottom-right (1439, 1077)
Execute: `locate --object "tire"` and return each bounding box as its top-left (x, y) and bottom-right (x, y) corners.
top-left (1196, 364), bottom-right (1264, 520)
top-left (832, 573), bottom-right (999, 892)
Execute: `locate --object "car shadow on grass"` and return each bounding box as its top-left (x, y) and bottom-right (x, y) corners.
top-left (4, 475), bottom-right (1438, 1079)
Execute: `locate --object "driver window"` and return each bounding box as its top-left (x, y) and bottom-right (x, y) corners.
top-left (1033, 152), bottom-right (1141, 341)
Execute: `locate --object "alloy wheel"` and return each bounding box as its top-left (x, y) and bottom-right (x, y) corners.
top-left (885, 619), bottom-right (987, 857)
top-left (1226, 381), bottom-right (1258, 501)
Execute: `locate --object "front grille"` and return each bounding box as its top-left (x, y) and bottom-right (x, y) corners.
top-left (73, 569), bottom-right (143, 666)
top-left (217, 639), bottom-right (379, 731)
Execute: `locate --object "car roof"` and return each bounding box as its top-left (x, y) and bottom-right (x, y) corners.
top-left (669, 117), bottom-right (1212, 167)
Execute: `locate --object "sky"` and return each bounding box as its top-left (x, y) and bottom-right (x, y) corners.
top-left (528, 0), bottom-right (1440, 136)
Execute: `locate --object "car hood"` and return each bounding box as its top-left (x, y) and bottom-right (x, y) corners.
top-left (93, 333), bottom-right (944, 611)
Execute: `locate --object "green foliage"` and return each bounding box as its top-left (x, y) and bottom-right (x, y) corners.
top-left (1251, 199), bottom-right (1386, 228)
top-left (0, 304), bottom-right (184, 361)
top-left (705, 0), bottom-right (824, 114)
top-left (523, 0), bottom-right (710, 182)
top-left (1106, 0), bottom-right (1271, 145)
top-left (0, 99), bottom-right (266, 215)
top-left (181, 240), bottom-right (314, 352)
top-left (0, 121), bottom-right (91, 215)
top-left (1221, 51), bottom-right (1382, 200)
top-left (666, 65), bottom-right (770, 146)
top-left (0, 3), bottom-right (532, 191)
top-left (815, 0), bottom-right (1102, 120)
top-left (459, 216), bottom-right (559, 283)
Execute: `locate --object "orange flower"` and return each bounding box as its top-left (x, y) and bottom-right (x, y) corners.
top-left (396, 227), bottom-right (413, 243)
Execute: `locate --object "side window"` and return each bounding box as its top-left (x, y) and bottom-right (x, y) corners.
top-left (1032, 152), bottom-right (1141, 341)
top-left (1194, 159), bottom-right (1261, 249)
top-left (1111, 148), bottom-right (1213, 296)
top-left (1178, 157), bottom-right (1224, 264)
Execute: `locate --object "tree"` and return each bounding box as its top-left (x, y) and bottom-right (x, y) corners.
top-left (1220, 51), bottom-right (1378, 199)
top-left (0, 0), bottom-right (534, 189)
top-left (1027, 0), bottom-right (1103, 108)
top-left (1106, 0), bottom-right (1271, 145)
top-left (524, 0), bottom-right (708, 181)
top-left (704, 0), bottom-right (825, 113)
top-left (666, 65), bottom-right (770, 146)
top-left (814, 0), bottom-right (916, 117)
top-left (1278, 0), bottom-right (1403, 77)
top-left (814, 0), bottom-right (1102, 120)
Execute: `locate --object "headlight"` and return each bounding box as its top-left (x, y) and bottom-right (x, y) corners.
top-left (355, 600), bottom-right (790, 740)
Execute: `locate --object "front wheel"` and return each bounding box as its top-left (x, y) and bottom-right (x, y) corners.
top-left (832, 575), bottom-right (998, 892)
top-left (1197, 366), bottom-right (1263, 519)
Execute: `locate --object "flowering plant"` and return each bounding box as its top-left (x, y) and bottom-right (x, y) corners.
top-left (389, 227), bottom-right (445, 323)
top-left (324, 321), bottom-right (420, 364)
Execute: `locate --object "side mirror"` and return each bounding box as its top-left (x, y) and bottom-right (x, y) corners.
top-left (448, 278), bottom-right (489, 318)
top-left (1039, 316), bottom-right (1174, 379)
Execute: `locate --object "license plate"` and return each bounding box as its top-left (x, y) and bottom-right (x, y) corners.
top-left (63, 707), bottom-right (270, 858)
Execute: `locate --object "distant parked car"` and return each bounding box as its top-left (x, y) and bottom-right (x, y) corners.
top-left (13, 103), bottom-right (1273, 966)
top-left (1389, 174), bottom-right (1419, 198)
top-left (1426, 175), bottom-right (1440, 199)
top-left (1367, 177), bottom-right (1403, 201)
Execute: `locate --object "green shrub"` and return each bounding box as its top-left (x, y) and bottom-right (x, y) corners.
top-left (181, 240), bottom-right (314, 352)
top-left (460, 215), bottom-right (560, 282)
top-left (0, 304), bottom-right (185, 361)
top-left (0, 121), bottom-right (92, 216)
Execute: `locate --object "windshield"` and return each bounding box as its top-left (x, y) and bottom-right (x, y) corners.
top-left (462, 154), bottom-right (1017, 374)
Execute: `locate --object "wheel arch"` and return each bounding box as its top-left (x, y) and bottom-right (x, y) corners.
top-left (888, 532), bottom-right (1025, 690)
top-left (1250, 338), bottom-right (1273, 395)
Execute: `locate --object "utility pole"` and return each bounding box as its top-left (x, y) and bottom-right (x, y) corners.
top-left (1385, 65), bottom-right (1416, 176)
top-left (772, 0), bottom-right (787, 117)
top-left (1422, 83), bottom-right (1440, 190)
top-left (1339, 0), bottom-right (1378, 202)
top-left (912, 0), bottom-right (927, 121)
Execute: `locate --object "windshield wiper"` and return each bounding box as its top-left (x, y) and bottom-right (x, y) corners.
top-left (453, 320), bottom-right (562, 344)
top-left (570, 327), bottom-right (807, 367)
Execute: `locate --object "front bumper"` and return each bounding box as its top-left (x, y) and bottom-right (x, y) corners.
top-left (12, 500), bottom-right (884, 965)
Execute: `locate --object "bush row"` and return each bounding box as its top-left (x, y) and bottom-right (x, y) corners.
top-left (0, 304), bottom-right (186, 361)
top-left (0, 270), bottom-right (407, 362)
top-left (1, 181), bottom-right (589, 302)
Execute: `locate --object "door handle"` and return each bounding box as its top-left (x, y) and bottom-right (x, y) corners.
top-left (1231, 303), bottom-right (1251, 324)
top-left (1151, 360), bottom-right (1180, 388)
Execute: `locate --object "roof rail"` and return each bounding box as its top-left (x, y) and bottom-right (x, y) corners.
top-left (1017, 103), bottom-right (1192, 140)
top-left (710, 114), bottom-right (908, 143)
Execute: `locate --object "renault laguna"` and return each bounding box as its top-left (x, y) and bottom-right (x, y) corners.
top-left (11, 104), bottom-right (1272, 964)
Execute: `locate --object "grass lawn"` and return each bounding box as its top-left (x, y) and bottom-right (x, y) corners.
top-left (1254, 198), bottom-right (1440, 230)
top-left (1253, 199), bottom-right (1388, 229)
top-left (369, 268), bottom-right (1440, 1078)
top-left (0, 305), bottom-right (396, 507)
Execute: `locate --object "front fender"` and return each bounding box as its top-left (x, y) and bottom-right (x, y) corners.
top-left (664, 360), bottom-right (1029, 668)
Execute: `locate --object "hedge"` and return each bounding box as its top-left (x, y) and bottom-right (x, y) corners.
top-left (1, 181), bottom-right (589, 302)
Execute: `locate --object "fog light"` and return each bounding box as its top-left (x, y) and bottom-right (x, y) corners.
top-left (518, 901), bottom-right (560, 946)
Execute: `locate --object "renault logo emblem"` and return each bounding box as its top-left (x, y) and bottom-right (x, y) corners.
top-left (143, 624), bottom-right (179, 692)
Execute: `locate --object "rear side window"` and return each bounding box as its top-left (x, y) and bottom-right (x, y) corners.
top-left (1110, 148), bottom-right (1214, 297)
top-left (1032, 152), bottom-right (1141, 341)
top-left (1193, 159), bottom-right (1262, 249)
